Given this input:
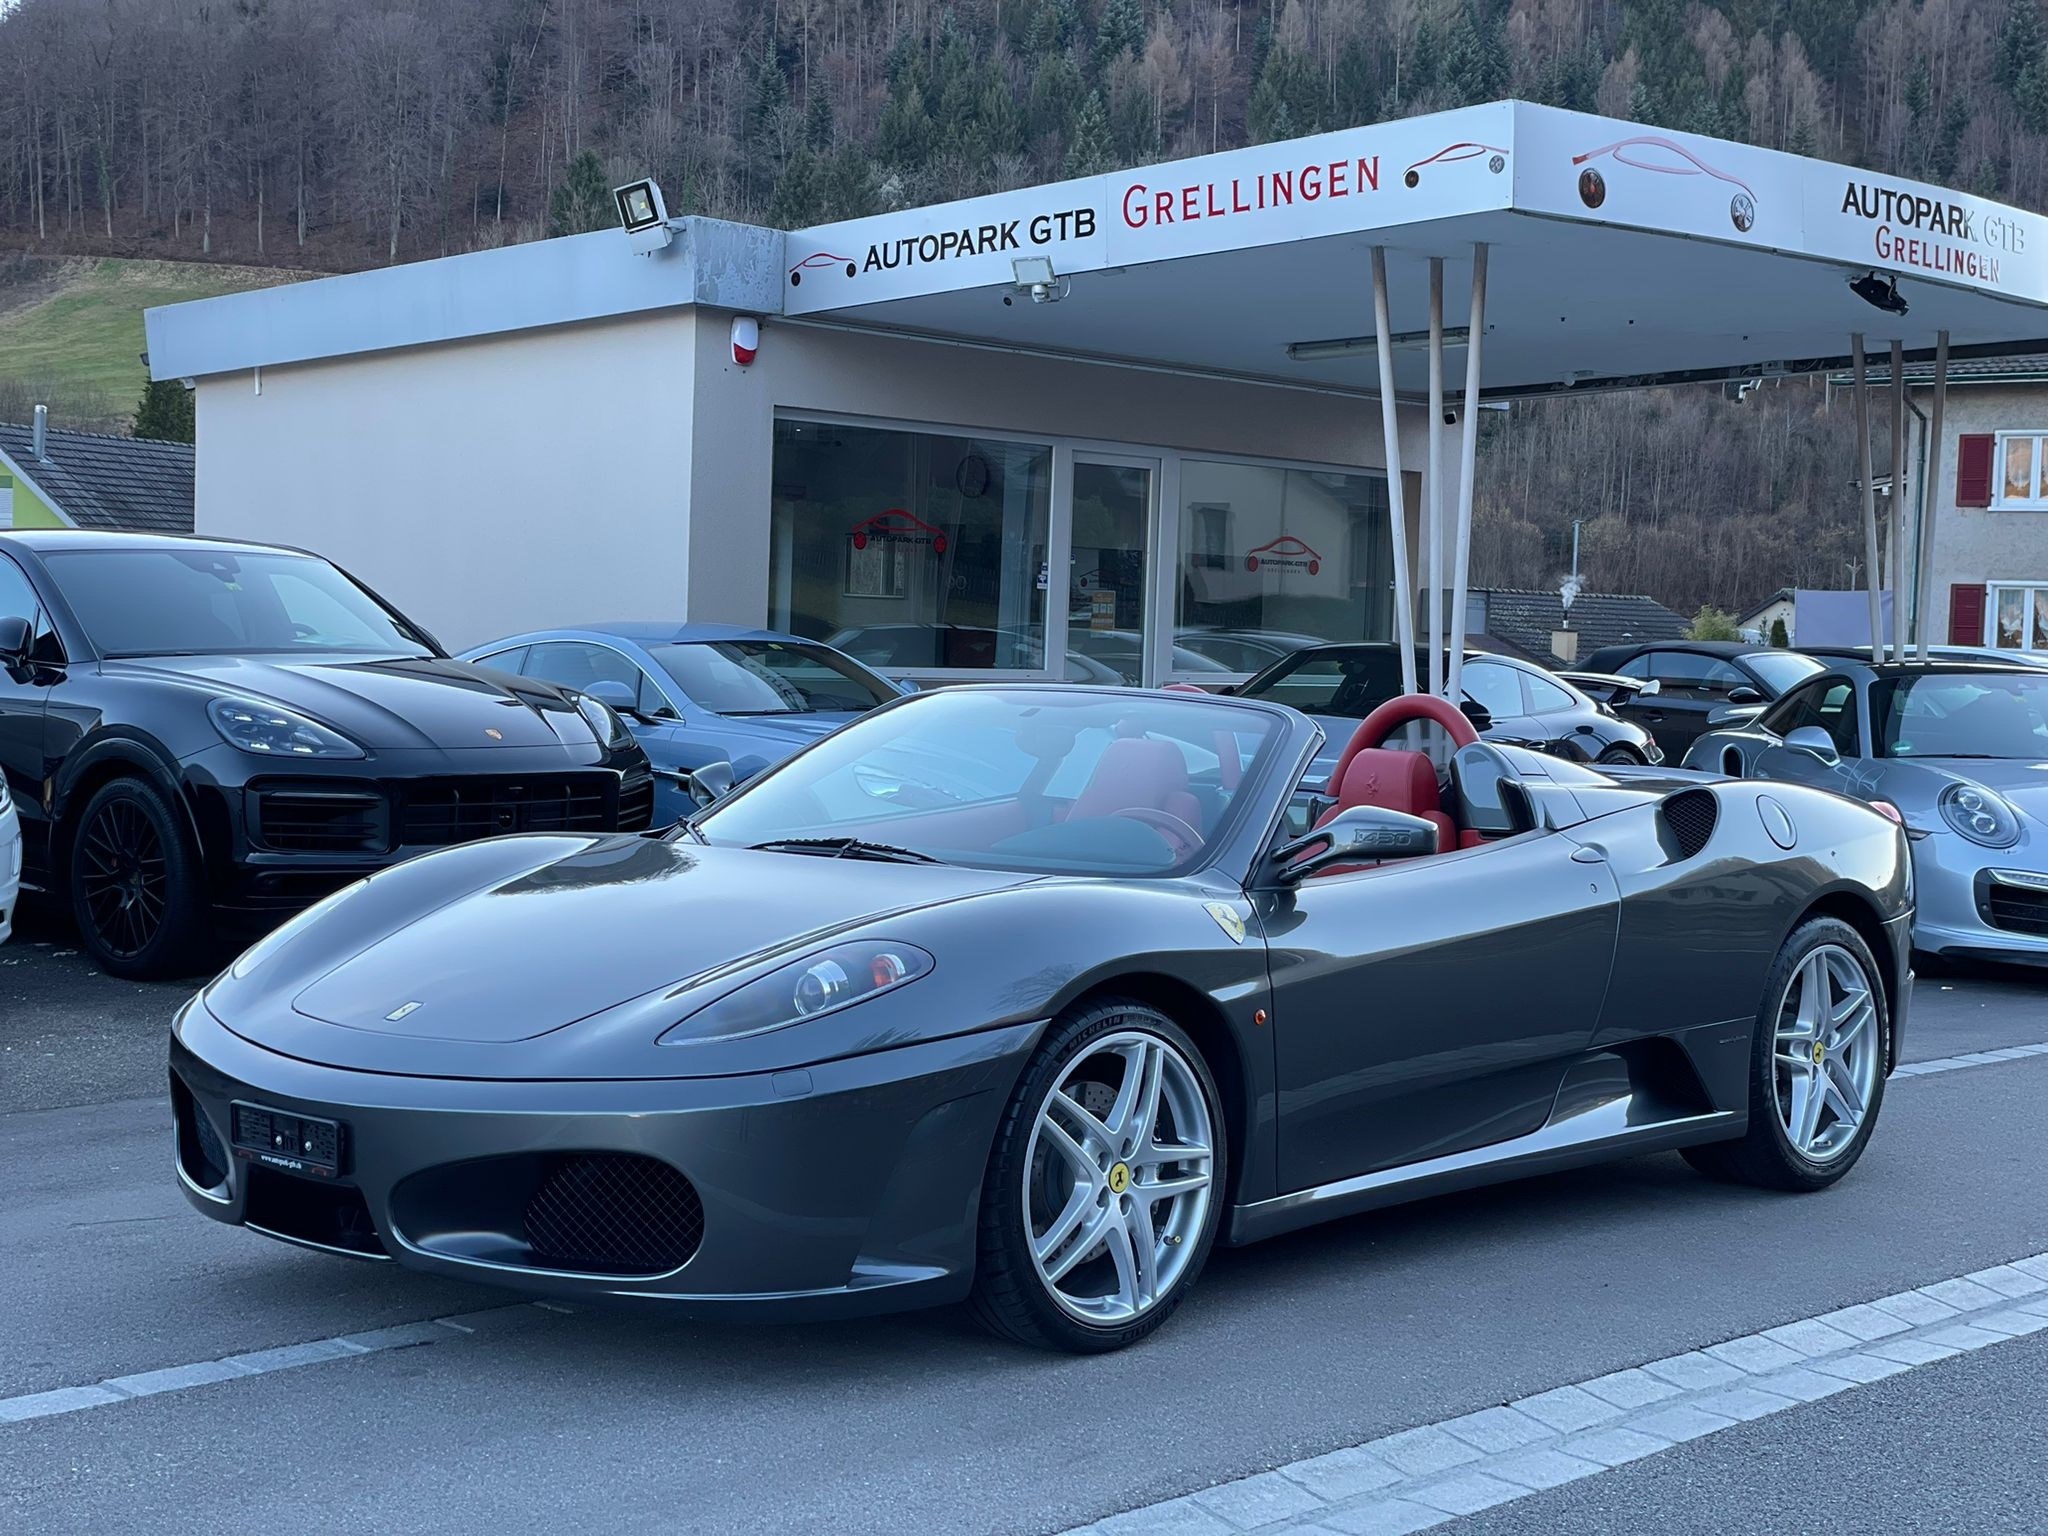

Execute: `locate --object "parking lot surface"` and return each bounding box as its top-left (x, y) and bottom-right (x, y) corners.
top-left (4, 904), bottom-right (2045, 1534)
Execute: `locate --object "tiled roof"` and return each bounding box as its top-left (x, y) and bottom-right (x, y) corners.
top-left (0, 423), bottom-right (194, 534)
top-left (1830, 354), bottom-right (2048, 388)
top-left (1475, 587), bottom-right (1690, 663)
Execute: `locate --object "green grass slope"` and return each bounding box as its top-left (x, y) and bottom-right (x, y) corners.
top-left (0, 258), bottom-right (300, 431)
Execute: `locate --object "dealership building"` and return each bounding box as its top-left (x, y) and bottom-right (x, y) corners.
top-left (147, 101), bottom-right (2048, 683)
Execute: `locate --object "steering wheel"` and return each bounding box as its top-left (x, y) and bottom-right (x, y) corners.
top-left (1325, 693), bottom-right (1481, 793)
top-left (1116, 807), bottom-right (1204, 859)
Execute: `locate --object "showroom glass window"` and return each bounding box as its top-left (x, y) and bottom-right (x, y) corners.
top-left (770, 420), bottom-right (1051, 673)
top-left (1176, 461), bottom-right (1392, 655)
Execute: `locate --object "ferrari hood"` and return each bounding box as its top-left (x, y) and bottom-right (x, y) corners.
top-left (105, 653), bottom-right (598, 752)
top-left (208, 833), bottom-right (1034, 1069)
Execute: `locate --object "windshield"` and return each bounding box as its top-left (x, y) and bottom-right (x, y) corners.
top-left (649, 640), bottom-right (895, 716)
top-left (1745, 651), bottom-right (1825, 694)
top-left (695, 688), bottom-right (1287, 876)
top-left (43, 548), bottom-right (427, 659)
top-left (1875, 672), bottom-right (2048, 759)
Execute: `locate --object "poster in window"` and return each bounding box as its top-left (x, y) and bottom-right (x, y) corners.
top-left (846, 535), bottom-right (909, 598)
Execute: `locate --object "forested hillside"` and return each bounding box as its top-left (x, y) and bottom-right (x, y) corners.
top-left (2, 0), bottom-right (2040, 612)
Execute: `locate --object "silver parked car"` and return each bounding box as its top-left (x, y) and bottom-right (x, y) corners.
top-left (1685, 659), bottom-right (2048, 967)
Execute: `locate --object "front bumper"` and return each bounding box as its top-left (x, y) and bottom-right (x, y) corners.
top-left (171, 998), bottom-right (1039, 1318)
top-left (1910, 840), bottom-right (2048, 966)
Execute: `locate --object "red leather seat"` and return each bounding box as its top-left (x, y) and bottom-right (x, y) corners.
top-left (1069, 737), bottom-right (1205, 830)
top-left (1315, 746), bottom-right (1457, 852)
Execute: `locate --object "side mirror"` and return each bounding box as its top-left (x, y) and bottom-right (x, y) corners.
top-left (1458, 699), bottom-right (1494, 733)
top-left (585, 678), bottom-right (641, 716)
top-left (1726, 686), bottom-right (1764, 705)
top-left (1781, 726), bottom-right (1840, 766)
top-left (685, 759), bottom-right (736, 807)
top-left (1270, 804), bottom-right (1440, 883)
top-left (0, 615), bottom-right (29, 671)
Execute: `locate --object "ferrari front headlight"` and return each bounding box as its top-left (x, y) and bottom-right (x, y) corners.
top-left (1938, 783), bottom-right (2021, 849)
top-left (658, 940), bottom-right (934, 1045)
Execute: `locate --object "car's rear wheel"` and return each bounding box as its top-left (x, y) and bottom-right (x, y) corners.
top-left (1596, 744), bottom-right (1643, 766)
top-left (971, 999), bottom-right (1225, 1352)
top-left (1683, 917), bottom-right (1888, 1191)
top-left (69, 777), bottom-right (207, 979)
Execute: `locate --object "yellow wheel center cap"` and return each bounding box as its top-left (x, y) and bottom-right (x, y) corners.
top-left (1813, 1041), bottom-right (1827, 1065)
top-left (1108, 1162), bottom-right (1131, 1194)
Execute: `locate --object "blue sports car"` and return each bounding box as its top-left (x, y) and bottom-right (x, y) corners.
top-left (461, 625), bottom-right (905, 824)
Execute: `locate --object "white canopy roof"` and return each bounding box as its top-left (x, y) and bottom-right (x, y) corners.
top-left (784, 101), bottom-right (2048, 398)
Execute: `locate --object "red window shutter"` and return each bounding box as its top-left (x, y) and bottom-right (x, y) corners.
top-left (1949, 583), bottom-right (1987, 644)
top-left (1956, 434), bottom-right (1995, 507)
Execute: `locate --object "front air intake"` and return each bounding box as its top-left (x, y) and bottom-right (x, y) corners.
top-left (1661, 789), bottom-right (1720, 859)
top-left (522, 1153), bottom-right (705, 1276)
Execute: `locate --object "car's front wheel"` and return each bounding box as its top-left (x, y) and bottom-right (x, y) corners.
top-left (1683, 916), bottom-right (1889, 1191)
top-left (68, 776), bottom-right (207, 979)
top-left (971, 1000), bottom-right (1225, 1352)
top-left (1596, 744), bottom-right (1644, 766)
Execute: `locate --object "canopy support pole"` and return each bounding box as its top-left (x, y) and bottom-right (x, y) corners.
top-left (1426, 257), bottom-right (1446, 697)
top-left (1370, 247), bottom-right (1418, 695)
top-left (1446, 243), bottom-right (1488, 709)
top-left (1915, 331), bottom-right (1950, 661)
top-left (1852, 335), bottom-right (1882, 655)
top-left (1889, 340), bottom-right (1907, 661)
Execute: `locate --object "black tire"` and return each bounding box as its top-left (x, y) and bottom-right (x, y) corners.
top-left (1596, 744), bottom-right (1643, 766)
top-left (68, 776), bottom-right (209, 980)
top-left (970, 999), bottom-right (1227, 1353)
top-left (1682, 916), bottom-right (1889, 1191)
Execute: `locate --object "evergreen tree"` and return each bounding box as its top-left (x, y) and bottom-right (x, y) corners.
top-left (768, 147), bottom-right (824, 228)
top-left (805, 91), bottom-right (835, 154)
top-left (1439, 3), bottom-right (1506, 107)
top-left (1029, 50), bottom-right (1087, 146)
top-left (2019, 63), bottom-right (2048, 136)
top-left (133, 379), bottom-right (194, 444)
top-left (1768, 616), bottom-right (1790, 648)
top-left (1332, 38), bottom-right (1377, 127)
top-left (876, 79), bottom-right (935, 170)
top-left (1109, 73), bottom-right (1157, 164)
top-left (547, 150), bottom-right (614, 237)
top-left (1066, 91), bottom-right (1113, 176)
top-left (977, 66), bottom-right (1025, 163)
top-left (1247, 38), bottom-right (1318, 143)
top-left (1998, 0), bottom-right (2045, 92)
top-left (824, 147), bottom-right (879, 220)
top-left (1932, 93), bottom-right (1971, 181)
top-left (1095, 0), bottom-right (1143, 69)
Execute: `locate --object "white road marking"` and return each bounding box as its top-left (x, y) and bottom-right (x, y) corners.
top-left (1062, 1251), bottom-right (2048, 1535)
top-left (1893, 1040), bottom-right (2048, 1077)
top-left (0, 1303), bottom-right (562, 1426)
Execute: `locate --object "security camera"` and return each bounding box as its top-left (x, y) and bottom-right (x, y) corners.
top-left (1442, 408), bottom-right (1458, 426)
top-left (1029, 282), bottom-right (1051, 304)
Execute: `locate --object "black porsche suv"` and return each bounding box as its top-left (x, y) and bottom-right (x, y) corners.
top-left (0, 531), bottom-right (654, 977)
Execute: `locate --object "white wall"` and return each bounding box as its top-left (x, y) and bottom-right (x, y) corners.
top-left (195, 311), bottom-right (697, 651)
top-left (194, 306), bottom-right (1426, 649)
top-left (1922, 384), bottom-right (2048, 643)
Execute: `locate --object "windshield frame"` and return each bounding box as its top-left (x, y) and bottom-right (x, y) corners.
top-left (36, 544), bottom-right (440, 662)
top-left (690, 684), bottom-right (1316, 883)
top-left (647, 637), bottom-right (899, 717)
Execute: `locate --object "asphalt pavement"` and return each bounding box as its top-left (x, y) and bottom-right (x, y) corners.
top-left (3, 902), bottom-right (2046, 1534)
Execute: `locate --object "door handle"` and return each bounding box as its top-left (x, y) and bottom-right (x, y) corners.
top-left (1569, 844), bottom-right (1608, 864)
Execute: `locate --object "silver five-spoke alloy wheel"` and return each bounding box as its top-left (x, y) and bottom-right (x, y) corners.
top-left (1771, 943), bottom-right (1880, 1164)
top-left (1023, 1031), bottom-right (1215, 1325)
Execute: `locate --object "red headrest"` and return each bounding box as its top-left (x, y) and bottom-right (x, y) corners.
top-left (1070, 736), bottom-right (1190, 820)
top-left (1334, 747), bottom-right (1441, 819)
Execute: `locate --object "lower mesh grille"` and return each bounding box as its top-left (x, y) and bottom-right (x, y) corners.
top-left (522, 1153), bottom-right (704, 1275)
top-left (1984, 881), bottom-right (2048, 938)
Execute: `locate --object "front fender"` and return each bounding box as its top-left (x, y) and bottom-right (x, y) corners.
top-left (50, 729), bottom-right (208, 875)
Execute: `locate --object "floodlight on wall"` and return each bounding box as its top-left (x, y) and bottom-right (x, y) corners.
top-left (1010, 256), bottom-right (1069, 305)
top-left (1288, 327), bottom-right (1470, 362)
top-left (1848, 270), bottom-right (1908, 316)
top-left (614, 178), bottom-right (674, 255)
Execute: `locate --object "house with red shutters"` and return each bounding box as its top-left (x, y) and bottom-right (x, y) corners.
top-left (1856, 355), bottom-right (2048, 654)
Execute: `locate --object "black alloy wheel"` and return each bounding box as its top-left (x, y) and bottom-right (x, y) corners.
top-left (1596, 744), bottom-right (1644, 766)
top-left (69, 777), bottom-right (206, 979)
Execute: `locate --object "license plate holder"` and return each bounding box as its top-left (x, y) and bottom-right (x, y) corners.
top-left (231, 1101), bottom-right (346, 1178)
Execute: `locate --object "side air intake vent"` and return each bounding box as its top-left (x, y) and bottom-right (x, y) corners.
top-left (1661, 788), bottom-right (1720, 859)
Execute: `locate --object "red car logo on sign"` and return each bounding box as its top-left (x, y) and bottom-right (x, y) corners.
top-left (850, 509), bottom-right (948, 555)
top-left (1245, 535), bottom-right (1321, 575)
